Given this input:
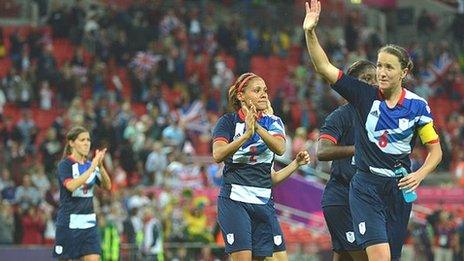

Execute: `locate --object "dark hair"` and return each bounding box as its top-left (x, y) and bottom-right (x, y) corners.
top-left (347, 60), bottom-right (376, 78)
top-left (228, 72), bottom-right (259, 111)
top-left (62, 126), bottom-right (89, 159)
top-left (378, 44), bottom-right (414, 71)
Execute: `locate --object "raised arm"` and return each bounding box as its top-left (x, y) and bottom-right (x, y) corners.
top-left (272, 151), bottom-right (310, 185)
top-left (303, 0), bottom-right (340, 84)
top-left (317, 139), bottom-right (355, 161)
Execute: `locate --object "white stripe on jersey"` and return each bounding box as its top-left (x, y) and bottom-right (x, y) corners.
top-left (369, 166), bottom-right (396, 177)
top-left (365, 101), bottom-right (414, 155)
top-left (71, 163), bottom-right (96, 198)
top-left (69, 213), bottom-right (96, 229)
top-left (230, 184), bottom-right (271, 204)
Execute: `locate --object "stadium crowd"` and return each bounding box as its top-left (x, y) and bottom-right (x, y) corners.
top-left (0, 0), bottom-right (464, 260)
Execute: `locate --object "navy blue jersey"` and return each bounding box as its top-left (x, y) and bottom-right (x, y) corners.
top-left (320, 104), bottom-right (356, 207)
top-left (56, 157), bottom-right (101, 229)
top-left (332, 72), bottom-right (435, 176)
top-left (319, 104), bottom-right (356, 184)
top-left (212, 109), bottom-right (285, 204)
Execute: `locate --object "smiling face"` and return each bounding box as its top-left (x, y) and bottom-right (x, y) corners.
top-left (238, 77), bottom-right (269, 111)
top-left (376, 51), bottom-right (408, 92)
top-left (70, 132), bottom-right (91, 158)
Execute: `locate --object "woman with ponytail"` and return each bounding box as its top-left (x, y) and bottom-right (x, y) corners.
top-left (303, 1), bottom-right (442, 260)
top-left (53, 126), bottom-right (111, 261)
top-left (212, 72), bottom-right (293, 260)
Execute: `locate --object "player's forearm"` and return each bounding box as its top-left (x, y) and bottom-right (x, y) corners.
top-left (212, 134), bottom-right (251, 163)
top-left (65, 166), bottom-right (96, 192)
top-left (272, 159), bottom-right (300, 185)
top-left (255, 124), bottom-right (285, 156)
top-left (99, 165), bottom-right (112, 191)
top-left (305, 30), bottom-right (339, 84)
top-left (416, 143), bottom-right (442, 178)
top-left (317, 144), bottom-right (355, 161)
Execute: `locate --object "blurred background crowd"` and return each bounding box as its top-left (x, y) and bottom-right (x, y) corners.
top-left (0, 0), bottom-right (464, 260)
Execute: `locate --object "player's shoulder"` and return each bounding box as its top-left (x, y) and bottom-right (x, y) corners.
top-left (404, 89), bottom-right (428, 104)
top-left (218, 112), bottom-right (237, 122)
top-left (403, 89), bottom-right (431, 114)
top-left (328, 104), bottom-right (353, 119)
top-left (263, 113), bottom-right (282, 122)
top-left (58, 158), bottom-right (72, 168)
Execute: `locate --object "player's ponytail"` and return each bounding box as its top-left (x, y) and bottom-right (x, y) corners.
top-left (62, 126), bottom-right (89, 159)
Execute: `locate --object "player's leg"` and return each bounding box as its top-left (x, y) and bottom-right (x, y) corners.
top-left (387, 181), bottom-right (413, 261)
top-left (349, 173), bottom-right (390, 261)
top-left (82, 254), bottom-right (100, 261)
top-left (323, 205), bottom-right (366, 261)
top-left (231, 250), bottom-right (253, 260)
top-left (269, 206), bottom-right (288, 261)
top-left (269, 250), bottom-right (288, 261)
top-left (250, 202), bottom-right (275, 260)
top-left (53, 226), bottom-right (75, 260)
top-left (217, 196), bottom-right (253, 260)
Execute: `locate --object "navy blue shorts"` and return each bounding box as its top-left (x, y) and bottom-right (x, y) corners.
top-left (322, 205), bottom-right (362, 252)
top-left (270, 210), bottom-right (286, 252)
top-left (53, 225), bottom-right (101, 259)
top-left (349, 172), bottom-right (412, 259)
top-left (217, 196), bottom-right (276, 257)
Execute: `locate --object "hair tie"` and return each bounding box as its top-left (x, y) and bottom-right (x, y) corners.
top-left (237, 73), bottom-right (256, 93)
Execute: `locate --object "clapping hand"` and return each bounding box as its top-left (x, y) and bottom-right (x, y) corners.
top-left (242, 100), bottom-right (257, 138)
top-left (92, 148), bottom-right (107, 167)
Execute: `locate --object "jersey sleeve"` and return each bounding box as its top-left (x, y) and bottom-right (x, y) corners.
top-left (319, 107), bottom-right (346, 144)
top-left (58, 160), bottom-right (73, 187)
top-left (416, 101), bottom-right (434, 126)
top-left (331, 72), bottom-right (377, 108)
top-left (268, 116), bottom-right (286, 139)
top-left (212, 114), bottom-right (233, 144)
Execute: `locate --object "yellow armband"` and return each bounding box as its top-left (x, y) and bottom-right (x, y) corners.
top-left (418, 122), bottom-right (439, 144)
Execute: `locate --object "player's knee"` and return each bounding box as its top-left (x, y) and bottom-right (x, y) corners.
top-left (365, 244), bottom-right (390, 261)
top-left (230, 250), bottom-right (252, 261)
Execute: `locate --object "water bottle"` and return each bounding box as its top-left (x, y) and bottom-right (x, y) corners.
top-left (394, 163), bottom-right (417, 203)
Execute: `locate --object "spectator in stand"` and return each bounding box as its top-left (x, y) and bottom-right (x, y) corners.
top-left (162, 117), bottom-right (186, 150)
top-left (15, 174), bottom-right (41, 211)
top-left (144, 141), bottom-right (168, 186)
top-left (40, 127), bottom-right (63, 176)
top-left (142, 208), bottom-right (164, 261)
top-left (21, 205), bottom-right (46, 245)
top-left (0, 200), bottom-right (14, 244)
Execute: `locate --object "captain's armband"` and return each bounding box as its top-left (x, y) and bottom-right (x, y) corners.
top-left (418, 122), bottom-right (439, 144)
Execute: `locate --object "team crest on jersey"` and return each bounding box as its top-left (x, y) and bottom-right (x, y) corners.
top-left (358, 222), bottom-right (366, 235)
top-left (226, 233), bottom-right (234, 245)
top-left (274, 235), bottom-right (282, 246)
top-left (346, 231), bottom-right (355, 243)
top-left (399, 118), bottom-right (409, 131)
top-left (55, 245), bottom-right (63, 254)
